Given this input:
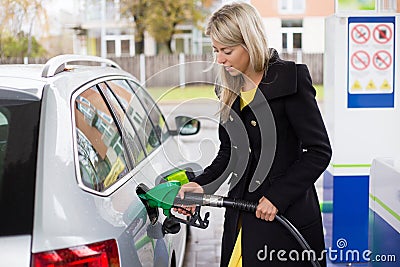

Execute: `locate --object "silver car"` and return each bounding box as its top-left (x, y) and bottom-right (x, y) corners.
top-left (0, 55), bottom-right (201, 267)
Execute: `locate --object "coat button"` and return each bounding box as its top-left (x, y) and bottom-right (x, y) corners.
top-left (249, 147), bottom-right (252, 153)
top-left (230, 115), bottom-right (234, 122)
top-left (251, 120), bottom-right (257, 126)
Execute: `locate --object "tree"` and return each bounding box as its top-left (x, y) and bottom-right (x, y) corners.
top-left (121, 0), bottom-right (208, 54)
top-left (0, 0), bottom-right (48, 58)
top-left (120, 0), bottom-right (149, 54)
top-left (147, 0), bottom-right (199, 54)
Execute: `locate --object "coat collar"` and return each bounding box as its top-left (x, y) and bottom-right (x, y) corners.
top-left (229, 49), bottom-right (297, 115)
top-left (259, 48), bottom-right (297, 101)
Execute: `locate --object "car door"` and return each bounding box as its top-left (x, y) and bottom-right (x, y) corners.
top-left (73, 81), bottom-right (166, 267)
top-left (100, 79), bottom-right (176, 266)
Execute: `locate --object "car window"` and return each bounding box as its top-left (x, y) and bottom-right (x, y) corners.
top-left (0, 95), bottom-right (40, 236)
top-left (105, 80), bottom-right (161, 155)
top-left (97, 82), bottom-right (147, 165)
top-left (74, 86), bottom-right (129, 192)
top-left (126, 80), bottom-right (170, 142)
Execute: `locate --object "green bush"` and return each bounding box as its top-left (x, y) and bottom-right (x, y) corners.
top-left (0, 32), bottom-right (46, 58)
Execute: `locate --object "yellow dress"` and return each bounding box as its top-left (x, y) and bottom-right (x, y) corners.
top-left (240, 87), bottom-right (257, 110)
top-left (228, 228), bottom-right (243, 267)
top-left (228, 87), bottom-right (257, 267)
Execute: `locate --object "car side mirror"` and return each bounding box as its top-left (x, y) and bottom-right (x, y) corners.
top-left (174, 116), bottom-right (200, 136)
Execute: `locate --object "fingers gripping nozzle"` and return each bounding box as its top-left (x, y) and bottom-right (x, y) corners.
top-left (136, 182), bottom-right (210, 232)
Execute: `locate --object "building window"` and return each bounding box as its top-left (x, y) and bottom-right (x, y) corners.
top-left (281, 19), bottom-right (303, 53)
top-left (279, 0), bottom-right (305, 14)
top-left (293, 33), bottom-right (302, 49)
top-left (121, 40), bottom-right (130, 55)
top-left (106, 40), bottom-right (116, 55)
top-left (105, 36), bottom-right (134, 57)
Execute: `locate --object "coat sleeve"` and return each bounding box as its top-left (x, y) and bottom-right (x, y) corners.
top-left (264, 64), bottom-right (332, 213)
top-left (192, 122), bottom-right (233, 193)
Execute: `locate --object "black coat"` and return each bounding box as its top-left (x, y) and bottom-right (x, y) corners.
top-left (193, 50), bottom-right (332, 267)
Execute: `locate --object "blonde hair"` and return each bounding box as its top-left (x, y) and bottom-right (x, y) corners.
top-left (206, 2), bottom-right (270, 122)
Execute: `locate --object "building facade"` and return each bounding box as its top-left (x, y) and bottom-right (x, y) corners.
top-left (68, 0), bottom-right (399, 56)
top-left (252, 0), bottom-right (400, 54)
top-left (252, 0), bottom-right (334, 54)
top-left (70, 0), bottom-right (135, 57)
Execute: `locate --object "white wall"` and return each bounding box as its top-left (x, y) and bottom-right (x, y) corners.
top-left (263, 18), bottom-right (283, 52)
top-left (302, 17), bottom-right (325, 53)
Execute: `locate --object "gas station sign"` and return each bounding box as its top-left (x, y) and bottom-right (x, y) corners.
top-left (347, 17), bottom-right (395, 108)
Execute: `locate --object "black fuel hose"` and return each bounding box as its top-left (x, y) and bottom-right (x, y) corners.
top-left (175, 193), bottom-right (321, 267)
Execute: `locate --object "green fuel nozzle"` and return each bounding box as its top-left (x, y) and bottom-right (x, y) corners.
top-left (136, 174), bottom-right (210, 232)
top-left (138, 181), bottom-right (181, 217)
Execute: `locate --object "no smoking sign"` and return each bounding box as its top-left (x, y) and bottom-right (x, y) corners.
top-left (351, 51), bottom-right (370, 70)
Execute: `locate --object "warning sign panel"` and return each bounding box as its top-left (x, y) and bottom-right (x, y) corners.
top-left (351, 80), bottom-right (363, 91)
top-left (366, 80), bottom-right (377, 90)
top-left (380, 79), bottom-right (391, 90)
top-left (347, 17), bottom-right (395, 108)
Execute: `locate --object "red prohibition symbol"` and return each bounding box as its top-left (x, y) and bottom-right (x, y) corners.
top-left (351, 51), bottom-right (370, 71)
top-left (373, 50), bottom-right (392, 70)
top-left (373, 24), bottom-right (392, 44)
top-left (351, 24), bottom-right (370, 44)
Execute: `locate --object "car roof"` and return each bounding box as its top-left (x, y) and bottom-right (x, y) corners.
top-left (0, 55), bottom-right (133, 99)
top-left (0, 65), bottom-right (46, 99)
top-left (0, 64), bottom-right (44, 80)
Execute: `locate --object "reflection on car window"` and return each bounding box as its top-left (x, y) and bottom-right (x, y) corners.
top-left (106, 80), bottom-right (161, 155)
top-left (98, 82), bottom-right (146, 165)
top-left (0, 111), bottom-right (8, 186)
top-left (75, 86), bottom-right (129, 192)
top-left (127, 80), bottom-right (170, 142)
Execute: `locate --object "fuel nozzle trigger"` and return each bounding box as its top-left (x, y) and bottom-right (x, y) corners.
top-left (170, 206), bottom-right (210, 229)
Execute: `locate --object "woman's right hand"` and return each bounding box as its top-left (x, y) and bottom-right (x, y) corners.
top-left (174, 182), bottom-right (204, 215)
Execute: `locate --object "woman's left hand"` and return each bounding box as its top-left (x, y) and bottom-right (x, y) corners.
top-left (256, 196), bottom-right (278, 221)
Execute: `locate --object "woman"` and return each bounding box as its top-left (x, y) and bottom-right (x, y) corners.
top-left (177, 2), bottom-right (332, 266)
